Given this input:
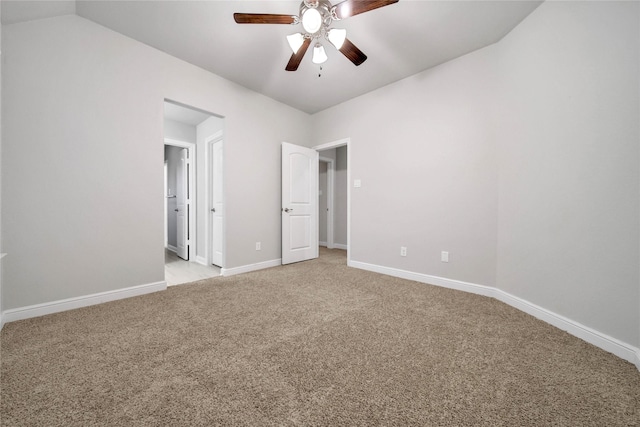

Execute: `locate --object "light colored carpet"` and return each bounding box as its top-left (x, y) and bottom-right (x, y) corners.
top-left (1, 248), bottom-right (639, 425)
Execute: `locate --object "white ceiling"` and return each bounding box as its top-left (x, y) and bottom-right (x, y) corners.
top-left (2, 0), bottom-right (543, 114)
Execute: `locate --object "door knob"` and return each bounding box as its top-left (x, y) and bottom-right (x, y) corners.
top-left (284, 208), bottom-right (293, 213)
top-left (211, 208), bottom-right (216, 212)
top-left (174, 209), bottom-right (179, 212)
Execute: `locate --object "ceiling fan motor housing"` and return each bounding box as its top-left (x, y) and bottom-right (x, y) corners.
top-left (300, 0), bottom-right (334, 35)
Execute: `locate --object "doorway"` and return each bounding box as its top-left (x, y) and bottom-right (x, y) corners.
top-left (164, 142), bottom-right (194, 260)
top-left (163, 100), bottom-right (224, 285)
top-left (315, 140), bottom-right (350, 258)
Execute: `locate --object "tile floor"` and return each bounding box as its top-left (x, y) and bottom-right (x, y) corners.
top-left (164, 248), bottom-right (220, 286)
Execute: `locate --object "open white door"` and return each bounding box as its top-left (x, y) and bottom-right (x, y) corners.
top-left (211, 140), bottom-right (224, 267)
top-left (176, 148), bottom-right (189, 260)
top-left (282, 142), bottom-right (319, 265)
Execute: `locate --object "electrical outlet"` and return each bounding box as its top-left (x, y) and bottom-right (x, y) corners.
top-left (256, 242), bottom-right (261, 251)
top-left (441, 251), bottom-right (449, 262)
top-left (400, 246), bottom-right (407, 257)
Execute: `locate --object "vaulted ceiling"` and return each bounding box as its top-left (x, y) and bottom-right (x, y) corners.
top-left (2, 0), bottom-right (543, 113)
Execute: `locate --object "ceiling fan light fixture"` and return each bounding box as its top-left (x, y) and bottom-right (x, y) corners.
top-left (327, 28), bottom-right (346, 49)
top-left (287, 33), bottom-right (305, 53)
top-left (312, 43), bottom-right (328, 64)
top-left (334, 2), bottom-right (351, 20)
top-left (301, 8), bottom-right (322, 33)
top-left (234, 0), bottom-right (398, 71)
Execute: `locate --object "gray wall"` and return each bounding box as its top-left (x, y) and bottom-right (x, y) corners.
top-left (313, 47), bottom-right (499, 287)
top-left (0, 4), bottom-right (3, 316)
top-left (312, 1), bottom-right (639, 347)
top-left (494, 1), bottom-right (639, 346)
top-left (2, 15), bottom-right (310, 310)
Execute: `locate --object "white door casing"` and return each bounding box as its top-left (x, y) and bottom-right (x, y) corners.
top-left (210, 140), bottom-right (224, 267)
top-left (176, 148), bottom-right (189, 260)
top-left (282, 142), bottom-right (319, 265)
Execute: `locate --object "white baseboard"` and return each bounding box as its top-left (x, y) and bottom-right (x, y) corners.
top-left (349, 260), bottom-right (494, 297)
top-left (319, 241), bottom-right (328, 247)
top-left (348, 260), bottom-right (640, 371)
top-left (493, 289), bottom-right (639, 368)
top-left (166, 245), bottom-right (177, 253)
top-left (334, 243), bottom-right (348, 250)
top-left (2, 281), bottom-right (167, 324)
top-left (0, 312), bottom-right (4, 331)
top-left (221, 259), bottom-right (282, 277)
top-left (195, 255), bottom-right (208, 266)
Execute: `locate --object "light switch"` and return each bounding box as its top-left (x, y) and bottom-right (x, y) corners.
top-left (354, 179), bottom-right (362, 188)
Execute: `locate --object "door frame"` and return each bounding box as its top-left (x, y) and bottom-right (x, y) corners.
top-left (312, 138), bottom-right (351, 264)
top-left (205, 131), bottom-right (225, 268)
top-left (319, 156), bottom-right (335, 249)
top-left (164, 138), bottom-right (196, 261)
top-left (164, 161), bottom-right (168, 248)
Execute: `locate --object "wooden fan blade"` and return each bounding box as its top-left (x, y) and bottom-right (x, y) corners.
top-left (233, 13), bottom-right (297, 24)
top-left (286, 39), bottom-right (312, 71)
top-left (333, 0), bottom-right (399, 20)
top-left (339, 38), bottom-right (367, 66)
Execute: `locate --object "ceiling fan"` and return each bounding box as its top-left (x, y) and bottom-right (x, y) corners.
top-left (234, 0), bottom-right (399, 71)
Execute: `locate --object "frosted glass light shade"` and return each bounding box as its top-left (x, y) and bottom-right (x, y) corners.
top-left (302, 8), bottom-right (322, 34)
top-left (312, 44), bottom-right (328, 64)
top-left (328, 28), bottom-right (347, 49)
top-left (287, 33), bottom-right (305, 53)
